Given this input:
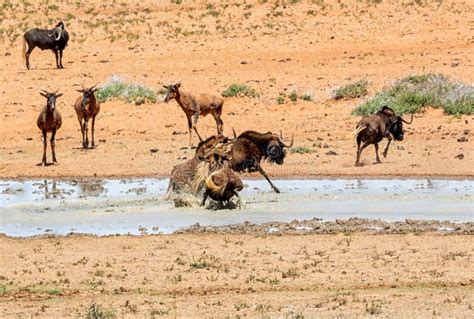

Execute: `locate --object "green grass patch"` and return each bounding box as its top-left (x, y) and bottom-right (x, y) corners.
top-left (46, 288), bottom-right (61, 295)
top-left (96, 75), bottom-right (158, 105)
top-left (222, 83), bottom-right (259, 98)
top-left (277, 95), bottom-right (285, 104)
top-left (333, 80), bottom-right (369, 100)
top-left (352, 74), bottom-right (473, 116)
top-left (290, 147), bottom-right (313, 154)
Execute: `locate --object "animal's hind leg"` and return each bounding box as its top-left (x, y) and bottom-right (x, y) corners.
top-left (258, 166), bottom-right (280, 193)
top-left (355, 141), bottom-right (371, 167)
top-left (83, 120), bottom-right (89, 148)
top-left (192, 112), bottom-right (203, 142)
top-left (91, 116), bottom-right (96, 148)
top-left (374, 143), bottom-right (382, 164)
top-left (25, 43), bottom-right (35, 70)
top-left (187, 116), bottom-right (193, 148)
top-left (212, 109), bottom-right (224, 135)
top-left (51, 129), bottom-right (58, 164)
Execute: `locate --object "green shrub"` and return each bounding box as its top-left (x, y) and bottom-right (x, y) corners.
top-left (352, 74), bottom-right (473, 116)
top-left (288, 91), bottom-right (298, 102)
top-left (333, 80), bottom-right (369, 100)
top-left (277, 95), bottom-right (285, 104)
top-left (222, 83), bottom-right (259, 98)
top-left (96, 75), bottom-right (158, 105)
top-left (85, 303), bottom-right (116, 319)
top-left (300, 92), bottom-right (314, 101)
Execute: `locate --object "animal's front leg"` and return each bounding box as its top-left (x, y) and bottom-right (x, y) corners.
top-left (59, 50), bottom-right (64, 68)
top-left (374, 143), bottom-right (382, 164)
top-left (186, 116), bottom-right (193, 148)
top-left (54, 50), bottom-right (60, 69)
top-left (39, 130), bottom-right (47, 166)
top-left (91, 116), bottom-right (96, 148)
top-left (383, 135), bottom-right (393, 158)
top-left (200, 192), bottom-right (208, 206)
top-left (258, 166), bottom-right (280, 193)
top-left (51, 129), bottom-right (58, 164)
top-left (83, 120), bottom-right (89, 148)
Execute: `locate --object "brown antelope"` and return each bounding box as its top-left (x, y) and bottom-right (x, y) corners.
top-left (37, 90), bottom-right (63, 166)
top-left (163, 81), bottom-right (224, 148)
top-left (74, 84), bottom-right (100, 149)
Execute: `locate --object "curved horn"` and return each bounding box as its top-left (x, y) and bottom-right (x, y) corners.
top-left (40, 89), bottom-right (49, 94)
top-left (90, 83), bottom-right (99, 90)
top-left (54, 27), bottom-right (61, 41)
top-left (232, 127), bottom-right (237, 139)
top-left (401, 114), bottom-right (413, 124)
top-left (281, 133), bottom-right (294, 148)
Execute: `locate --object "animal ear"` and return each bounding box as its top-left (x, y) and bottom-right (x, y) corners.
top-left (55, 93), bottom-right (63, 98)
top-left (76, 89), bottom-right (84, 93)
top-left (175, 81), bottom-right (181, 88)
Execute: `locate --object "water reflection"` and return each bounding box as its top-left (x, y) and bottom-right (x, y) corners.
top-left (77, 180), bottom-right (106, 197)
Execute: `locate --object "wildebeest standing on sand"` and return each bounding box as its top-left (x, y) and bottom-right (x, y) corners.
top-left (228, 130), bottom-right (294, 193)
top-left (163, 81), bottom-right (224, 148)
top-left (352, 106), bottom-right (413, 166)
top-left (74, 84), bottom-right (100, 149)
top-left (23, 22), bottom-right (69, 70)
top-left (37, 90), bottom-right (63, 166)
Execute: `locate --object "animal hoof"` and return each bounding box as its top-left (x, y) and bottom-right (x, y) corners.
top-left (273, 187), bottom-right (280, 194)
top-left (355, 162), bottom-right (362, 167)
top-left (374, 161), bottom-right (382, 165)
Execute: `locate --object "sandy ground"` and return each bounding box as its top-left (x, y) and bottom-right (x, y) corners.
top-left (0, 0), bottom-right (473, 179)
top-left (1, 232), bottom-right (473, 318)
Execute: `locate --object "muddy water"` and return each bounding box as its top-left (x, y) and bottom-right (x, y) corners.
top-left (0, 179), bottom-right (472, 236)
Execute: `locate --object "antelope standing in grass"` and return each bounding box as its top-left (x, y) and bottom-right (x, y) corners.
top-left (37, 90), bottom-right (63, 166)
top-left (74, 84), bottom-right (100, 149)
top-left (163, 81), bottom-right (224, 148)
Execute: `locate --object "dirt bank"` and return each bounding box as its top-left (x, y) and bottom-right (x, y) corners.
top-left (0, 0), bottom-right (473, 179)
top-left (1, 232), bottom-right (473, 317)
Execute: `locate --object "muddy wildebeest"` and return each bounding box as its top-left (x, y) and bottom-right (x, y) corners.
top-left (199, 153), bottom-right (244, 207)
top-left (166, 135), bottom-right (230, 196)
top-left (23, 22), bottom-right (69, 70)
top-left (163, 81), bottom-right (224, 148)
top-left (353, 106), bottom-right (413, 166)
top-left (37, 90), bottom-right (63, 166)
top-left (74, 84), bottom-right (100, 149)
top-left (227, 130), bottom-right (294, 194)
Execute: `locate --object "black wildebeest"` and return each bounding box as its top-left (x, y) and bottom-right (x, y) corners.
top-left (201, 157), bottom-right (244, 207)
top-left (74, 84), bottom-right (100, 149)
top-left (166, 135), bottom-right (230, 196)
top-left (23, 22), bottom-right (69, 70)
top-left (37, 90), bottom-right (63, 166)
top-left (227, 130), bottom-right (293, 193)
top-left (353, 106), bottom-right (413, 166)
top-left (163, 81), bottom-right (224, 148)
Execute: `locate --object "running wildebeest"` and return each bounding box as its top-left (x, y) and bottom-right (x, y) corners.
top-left (353, 106), bottom-right (413, 166)
top-left (74, 84), bottom-right (100, 149)
top-left (23, 22), bottom-right (69, 70)
top-left (163, 81), bottom-right (224, 148)
top-left (226, 130), bottom-right (294, 193)
top-left (37, 90), bottom-right (63, 166)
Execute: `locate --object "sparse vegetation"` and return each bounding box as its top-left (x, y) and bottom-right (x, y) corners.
top-left (222, 83), bottom-right (259, 98)
top-left (96, 75), bottom-right (158, 105)
top-left (290, 147), bottom-right (313, 154)
top-left (353, 74), bottom-right (474, 116)
top-left (85, 303), bottom-right (116, 319)
top-left (333, 80), bottom-right (369, 100)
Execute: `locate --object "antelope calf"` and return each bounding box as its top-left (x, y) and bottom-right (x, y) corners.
top-left (37, 90), bottom-right (63, 166)
top-left (74, 84), bottom-right (100, 149)
top-left (163, 81), bottom-right (224, 148)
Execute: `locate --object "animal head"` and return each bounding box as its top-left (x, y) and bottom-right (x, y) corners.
top-left (39, 90), bottom-right (63, 111)
top-left (163, 81), bottom-right (181, 103)
top-left (380, 106), bottom-right (413, 141)
top-left (77, 84), bottom-right (98, 111)
top-left (49, 22), bottom-right (65, 41)
top-left (239, 131), bottom-right (294, 165)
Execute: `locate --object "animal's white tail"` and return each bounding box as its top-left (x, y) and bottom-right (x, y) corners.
top-left (191, 161), bottom-right (210, 193)
top-left (348, 125), bottom-right (367, 139)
